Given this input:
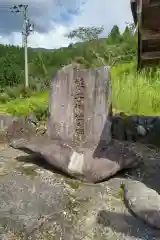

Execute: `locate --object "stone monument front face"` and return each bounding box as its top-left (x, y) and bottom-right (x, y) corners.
top-left (47, 64), bottom-right (112, 147)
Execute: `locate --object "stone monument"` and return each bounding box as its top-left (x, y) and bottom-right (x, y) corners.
top-left (11, 64), bottom-right (141, 183)
top-left (47, 64), bottom-right (112, 147)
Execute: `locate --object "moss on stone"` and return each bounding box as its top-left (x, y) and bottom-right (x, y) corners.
top-left (64, 179), bottom-right (82, 190)
top-left (16, 165), bottom-right (38, 178)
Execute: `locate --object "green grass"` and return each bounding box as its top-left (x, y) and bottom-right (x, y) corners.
top-left (112, 62), bottom-right (160, 115)
top-left (0, 62), bottom-right (160, 117)
top-left (0, 91), bottom-right (48, 116)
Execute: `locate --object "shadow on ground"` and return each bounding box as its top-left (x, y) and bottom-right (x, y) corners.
top-left (117, 146), bottom-right (160, 194)
top-left (97, 209), bottom-right (160, 239)
top-left (16, 154), bottom-right (74, 180)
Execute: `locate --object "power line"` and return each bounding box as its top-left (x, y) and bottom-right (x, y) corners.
top-left (0, 6), bottom-right (14, 12)
top-left (0, 5), bottom-right (20, 11)
top-left (0, 6), bottom-right (12, 8)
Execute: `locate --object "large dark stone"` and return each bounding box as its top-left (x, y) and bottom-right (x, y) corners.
top-left (140, 117), bottom-right (160, 146)
top-left (111, 113), bottom-right (160, 147)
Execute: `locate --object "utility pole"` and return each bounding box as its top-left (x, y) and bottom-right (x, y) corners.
top-left (10, 4), bottom-right (34, 88)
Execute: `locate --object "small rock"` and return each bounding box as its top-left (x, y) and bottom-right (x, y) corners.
top-left (123, 179), bottom-right (160, 229)
top-left (26, 113), bottom-right (39, 126)
top-left (136, 125), bottom-right (147, 136)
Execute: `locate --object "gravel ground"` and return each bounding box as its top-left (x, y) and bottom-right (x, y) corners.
top-left (0, 143), bottom-right (160, 239)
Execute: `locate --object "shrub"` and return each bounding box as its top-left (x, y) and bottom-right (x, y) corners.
top-left (0, 93), bottom-right (10, 103)
top-left (5, 86), bottom-right (21, 99)
top-left (4, 85), bottom-right (33, 100)
top-left (2, 91), bottom-right (49, 120)
top-left (34, 105), bottom-right (49, 121)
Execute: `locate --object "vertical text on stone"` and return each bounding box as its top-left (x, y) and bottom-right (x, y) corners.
top-left (74, 77), bottom-right (85, 142)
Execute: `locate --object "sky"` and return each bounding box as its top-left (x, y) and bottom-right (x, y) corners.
top-left (0, 0), bottom-right (133, 49)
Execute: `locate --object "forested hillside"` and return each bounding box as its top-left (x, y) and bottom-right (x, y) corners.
top-left (0, 24), bottom-right (160, 117)
top-left (0, 24), bottom-right (137, 89)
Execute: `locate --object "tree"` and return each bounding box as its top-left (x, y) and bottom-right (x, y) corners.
top-left (109, 25), bottom-right (120, 38)
top-left (0, 23), bottom-right (137, 90)
top-left (66, 26), bottom-right (105, 67)
top-left (107, 25), bottom-right (122, 44)
top-left (0, 53), bottom-right (22, 87)
top-left (66, 26), bottom-right (104, 41)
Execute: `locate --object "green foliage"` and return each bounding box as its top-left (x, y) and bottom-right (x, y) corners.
top-left (112, 63), bottom-right (160, 115)
top-left (65, 25), bottom-right (137, 67)
top-left (0, 23), bottom-right (159, 120)
top-left (0, 85), bottom-right (33, 103)
top-left (66, 26), bottom-right (104, 41)
top-left (0, 93), bottom-right (10, 103)
top-left (1, 63), bottom-right (160, 120)
top-left (0, 24), bottom-right (137, 90)
top-left (107, 25), bottom-right (122, 44)
top-left (2, 91), bottom-right (48, 117)
top-left (33, 105), bottom-right (48, 121)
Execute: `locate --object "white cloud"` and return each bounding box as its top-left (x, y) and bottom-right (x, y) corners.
top-left (28, 25), bottom-right (72, 49)
top-left (0, 0), bottom-right (133, 49)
